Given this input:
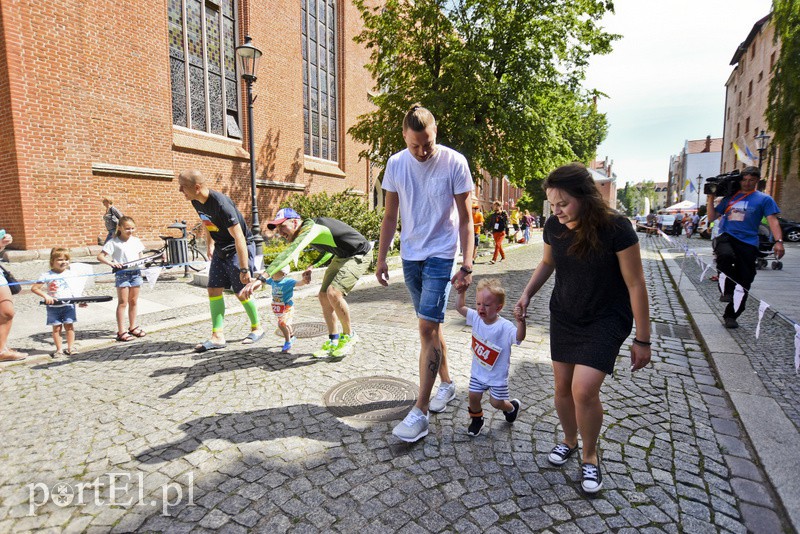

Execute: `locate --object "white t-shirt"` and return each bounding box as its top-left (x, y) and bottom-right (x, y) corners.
top-left (102, 236), bottom-right (145, 264)
top-left (37, 269), bottom-right (78, 305)
top-left (466, 308), bottom-right (519, 386)
top-left (382, 145), bottom-right (473, 261)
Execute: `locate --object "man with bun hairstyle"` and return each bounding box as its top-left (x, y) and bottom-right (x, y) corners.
top-left (376, 103), bottom-right (474, 442)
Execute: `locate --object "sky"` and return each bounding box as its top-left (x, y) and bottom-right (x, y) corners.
top-left (584, 0), bottom-right (774, 185)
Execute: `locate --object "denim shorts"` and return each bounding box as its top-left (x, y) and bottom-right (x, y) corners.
top-left (402, 257), bottom-right (455, 323)
top-left (46, 304), bottom-right (77, 326)
top-left (115, 270), bottom-right (143, 288)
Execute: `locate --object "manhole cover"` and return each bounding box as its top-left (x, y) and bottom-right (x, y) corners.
top-left (324, 376), bottom-right (418, 422)
top-left (274, 322), bottom-right (328, 339)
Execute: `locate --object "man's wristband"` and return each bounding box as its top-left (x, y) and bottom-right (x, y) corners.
top-left (632, 338), bottom-right (651, 347)
top-left (460, 265), bottom-right (473, 275)
top-left (257, 274), bottom-right (268, 283)
top-left (239, 268), bottom-right (249, 274)
top-left (775, 239), bottom-right (783, 244)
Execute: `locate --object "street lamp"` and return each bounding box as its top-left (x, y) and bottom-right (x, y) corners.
top-left (696, 173), bottom-right (702, 211)
top-left (755, 129), bottom-right (770, 173)
top-left (235, 35), bottom-right (264, 247)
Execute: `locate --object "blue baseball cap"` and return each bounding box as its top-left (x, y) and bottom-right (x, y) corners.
top-left (266, 208), bottom-right (301, 230)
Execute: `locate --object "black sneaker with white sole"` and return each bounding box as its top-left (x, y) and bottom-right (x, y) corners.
top-left (504, 399), bottom-right (521, 423)
top-left (548, 442), bottom-right (579, 466)
top-left (467, 416), bottom-right (484, 437)
top-left (580, 461), bottom-right (603, 493)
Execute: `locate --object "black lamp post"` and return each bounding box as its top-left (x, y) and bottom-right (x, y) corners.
top-left (755, 129), bottom-right (770, 173)
top-left (235, 35), bottom-right (264, 246)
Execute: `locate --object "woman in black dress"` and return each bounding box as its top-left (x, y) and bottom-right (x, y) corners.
top-left (514, 164), bottom-right (651, 494)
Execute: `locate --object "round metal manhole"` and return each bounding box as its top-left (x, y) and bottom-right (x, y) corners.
top-left (323, 376), bottom-right (418, 422)
top-left (274, 322), bottom-right (328, 339)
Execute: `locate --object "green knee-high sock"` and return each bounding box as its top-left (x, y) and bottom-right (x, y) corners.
top-left (209, 295), bottom-right (225, 332)
top-left (240, 298), bottom-right (260, 329)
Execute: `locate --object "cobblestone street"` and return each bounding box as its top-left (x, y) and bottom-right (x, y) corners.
top-left (0, 239), bottom-right (791, 532)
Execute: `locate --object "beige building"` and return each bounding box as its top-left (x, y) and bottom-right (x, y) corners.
top-left (667, 136), bottom-right (722, 207)
top-left (723, 13), bottom-right (799, 219)
top-left (590, 158), bottom-right (618, 208)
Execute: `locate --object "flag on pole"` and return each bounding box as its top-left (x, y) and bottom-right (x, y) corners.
top-left (733, 137), bottom-right (755, 165)
top-left (745, 143), bottom-right (757, 163)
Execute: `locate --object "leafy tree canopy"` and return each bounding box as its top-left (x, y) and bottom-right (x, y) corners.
top-left (349, 0), bottom-right (617, 188)
top-left (767, 0), bottom-right (800, 176)
top-left (618, 181), bottom-right (656, 215)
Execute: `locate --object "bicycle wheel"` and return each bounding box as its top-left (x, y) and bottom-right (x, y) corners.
top-left (186, 246), bottom-right (208, 271)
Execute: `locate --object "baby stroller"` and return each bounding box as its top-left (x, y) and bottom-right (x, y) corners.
top-left (756, 223), bottom-right (783, 270)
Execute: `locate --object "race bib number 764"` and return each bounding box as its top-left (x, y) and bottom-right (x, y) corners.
top-left (472, 335), bottom-right (500, 369)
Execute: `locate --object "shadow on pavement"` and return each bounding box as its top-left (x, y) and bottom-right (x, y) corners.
top-left (29, 340), bottom-right (201, 369)
top-left (136, 403), bottom-right (370, 463)
top-left (152, 349), bottom-right (325, 398)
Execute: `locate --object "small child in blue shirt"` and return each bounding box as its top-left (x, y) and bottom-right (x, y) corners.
top-left (254, 266), bottom-right (309, 352)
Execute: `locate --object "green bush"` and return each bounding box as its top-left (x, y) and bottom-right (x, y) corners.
top-left (261, 237), bottom-right (317, 271)
top-left (284, 190), bottom-right (384, 241)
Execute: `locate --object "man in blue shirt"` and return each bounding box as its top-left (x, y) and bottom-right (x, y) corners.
top-left (706, 166), bottom-right (785, 328)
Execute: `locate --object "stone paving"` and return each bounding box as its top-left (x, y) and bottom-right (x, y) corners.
top-left (0, 238), bottom-right (792, 532)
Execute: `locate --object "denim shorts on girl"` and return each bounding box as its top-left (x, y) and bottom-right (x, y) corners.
top-left (402, 257), bottom-right (455, 323)
top-left (115, 269), bottom-right (143, 288)
top-left (46, 304), bottom-right (77, 326)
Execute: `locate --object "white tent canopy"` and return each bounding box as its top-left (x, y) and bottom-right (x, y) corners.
top-left (663, 200), bottom-right (697, 213)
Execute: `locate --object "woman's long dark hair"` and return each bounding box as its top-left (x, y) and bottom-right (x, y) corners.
top-left (543, 163), bottom-right (616, 259)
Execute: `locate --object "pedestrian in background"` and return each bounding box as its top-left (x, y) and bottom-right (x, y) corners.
top-left (515, 163), bottom-right (651, 494)
top-left (520, 210), bottom-right (532, 244)
top-left (472, 203), bottom-right (484, 262)
top-left (508, 206), bottom-right (520, 243)
top-left (0, 231), bottom-right (27, 361)
top-left (487, 201), bottom-right (508, 264)
top-left (376, 103), bottom-right (474, 443)
top-left (102, 198), bottom-right (123, 245)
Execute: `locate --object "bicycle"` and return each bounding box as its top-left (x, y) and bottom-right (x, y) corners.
top-left (115, 221), bottom-right (208, 273)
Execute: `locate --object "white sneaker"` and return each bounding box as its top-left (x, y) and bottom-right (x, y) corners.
top-left (428, 381), bottom-right (456, 413)
top-left (392, 407), bottom-right (429, 442)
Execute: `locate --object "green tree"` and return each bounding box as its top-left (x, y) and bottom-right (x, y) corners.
top-left (638, 181), bottom-right (657, 214)
top-left (767, 0), bottom-right (800, 175)
top-left (349, 0), bottom-right (617, 187)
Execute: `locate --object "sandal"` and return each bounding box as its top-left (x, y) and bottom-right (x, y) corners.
top-left (116, 332), bottom-right (134, 342)
top-left (0, 348), bottom-right (28, 361)
top-left (128, 326), bottom-right (146, 338)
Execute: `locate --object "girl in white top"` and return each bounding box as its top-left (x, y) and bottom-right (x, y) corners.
top-left (97, 216), bottom-right (146, 342)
